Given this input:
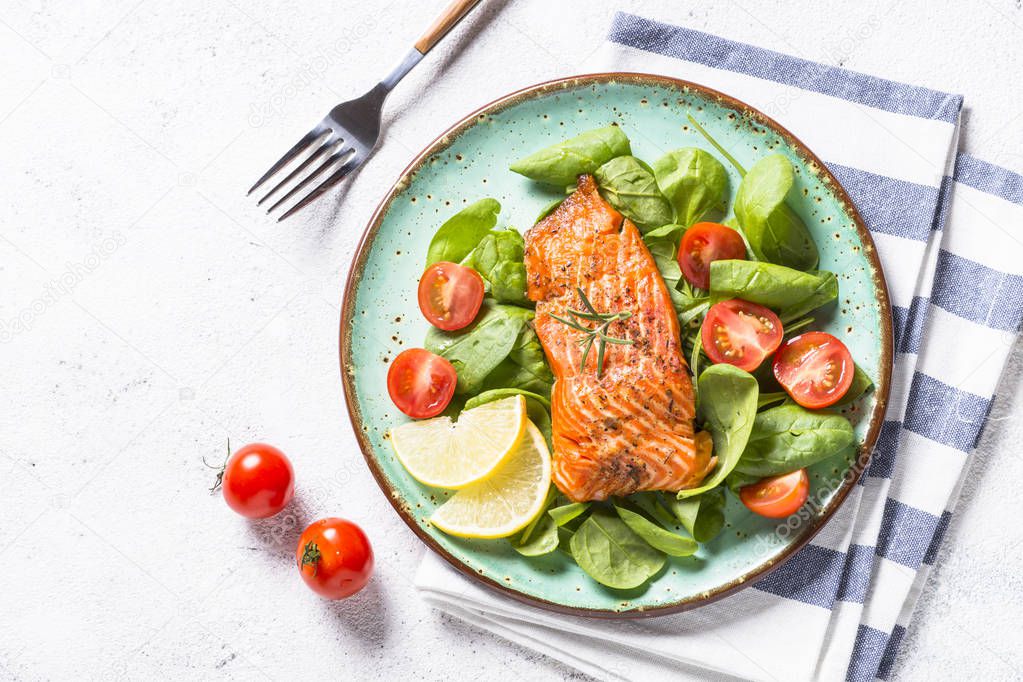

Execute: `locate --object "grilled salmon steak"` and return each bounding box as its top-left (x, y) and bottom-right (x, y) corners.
top-left (524, 175), bottom-right (715, 502)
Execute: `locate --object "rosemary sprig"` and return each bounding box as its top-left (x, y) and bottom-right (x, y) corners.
top-left (550, 288), bottom-right (633, 377)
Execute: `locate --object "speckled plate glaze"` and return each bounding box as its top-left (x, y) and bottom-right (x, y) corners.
top-left (340, 74), bottom-right (892, 617)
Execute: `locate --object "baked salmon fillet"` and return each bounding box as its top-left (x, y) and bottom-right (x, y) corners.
top-left (524, 175), bottom-right (715, 502)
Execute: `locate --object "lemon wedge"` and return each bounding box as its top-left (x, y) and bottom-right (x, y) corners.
top-left (389, 395), bottom-right (527, 489)
top-left (429, 420), bottom-right (552, 539)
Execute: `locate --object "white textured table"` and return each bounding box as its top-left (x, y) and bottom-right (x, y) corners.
top-left (2, 1), bottom-right (1021, 679)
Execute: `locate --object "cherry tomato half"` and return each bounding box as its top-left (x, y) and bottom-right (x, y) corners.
top-left (386, 348), bottom-right (457, 419)
top-left (219, 443), bottom-right (295, 519)
top-left (678, 222), bottom-right (747, 289)
top-left (740, 469), bottom-right (810, 518)
top-left (418, 261), bottom-right (485, 331)
top-left (297, 518), bottom-right (374, 600)
top-left (701, 299), bottom-right (783, 372)
top-left (773, 331), bottom-right (854, 408)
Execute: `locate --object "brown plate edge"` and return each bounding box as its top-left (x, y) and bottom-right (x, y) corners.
top-left (338, 72), bottom-right (894, 619)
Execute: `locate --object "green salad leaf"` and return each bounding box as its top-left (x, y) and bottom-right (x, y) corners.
top-left (834, 364), bottom-right (874, 406)
top-left (467, 229), bottom-right (529, 304)
top-left (708, 259), bottom-right (838, 322)
top-left (535, 197), bottom-right (564, 224)
top-left (734, 154), bottom-right (819, 271)
top-left (613, 504), bottom-right (698, 557)
top-left (510, 126), bottom-right (632, 187)
top-left (733, 404), bottom-right (855, 478)
top-left (630, 492), bottom-right (679, 528)
top-left (510, 487), bottom-right (559, 556)
top-left (677, 364), bottom-right (759, 499)
top-left (570, 507), bottom-right (666, 589)
top-left (426, 198), bottom-right (501, 266)
top-left (479, 321), bottom-right (554, 398)
top-left (425, 302), bottom-right (532, 395)
top-left (664, 486), bottom-right (726, 543)
top-left (652, 147), bottom-right (729, 226)
top-left (594, 155), bottom-right (673, 230)
top-left (549, 501), bottom-right (590, 526)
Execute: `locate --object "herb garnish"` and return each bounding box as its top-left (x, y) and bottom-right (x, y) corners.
top-left (550, 287), bottom-right (633, 377)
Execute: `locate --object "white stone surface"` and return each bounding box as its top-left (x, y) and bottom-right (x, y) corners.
top-left (1, 1), bottom-right (1021, 680)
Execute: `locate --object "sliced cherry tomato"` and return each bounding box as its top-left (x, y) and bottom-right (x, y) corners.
top-left (773, 331), bottom-right (854, 408)
top-left (678, 222), bottom-right (747, 289)
top-left (215, 443), bottom-right (294, 519)
top-left (386, 348), bottom-right (457, 418)
top-left (740, 469), bottom-right (810, 518)
top-left (701, 299), bottom-right (783, 372)
top-left (418, 261), bottom-right (485, 331)
top-left (297, 518), bottom-right (374, 600)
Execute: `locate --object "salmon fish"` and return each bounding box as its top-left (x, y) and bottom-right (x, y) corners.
top-left (524, 175), bottom-right (715, 502)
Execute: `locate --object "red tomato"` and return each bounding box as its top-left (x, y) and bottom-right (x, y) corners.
top-left (297, 518), bottom-right (374, 600)
top-left (701, 299), bottom-right (783, 372)
top-left (217, 443), bottom-right (294, 519)
top-left (773, 331), bottom-right (854, 408)
top-left (418, 261), bottom-right (485, 331)
top-left (386, 348), bottom-right (457, 418)
top-left (678, 222), bottom-right (747, 289)
top-left (740, 469), bottom-right (810, 518)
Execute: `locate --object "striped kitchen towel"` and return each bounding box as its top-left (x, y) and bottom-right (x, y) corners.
top-left (416, 12), bottom-right (1023, 681)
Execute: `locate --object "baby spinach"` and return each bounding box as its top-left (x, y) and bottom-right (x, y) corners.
top-left (549, 501), bottom-right (590, 526)
top-left (425, 302), bottom-right (531, 395)
top-left (510, 126), bottom-right (632, 187)
top-left (664, 486), bottom-right (726, 543)
top-left (464, 387), bottom-right (552, 449)
top-left (479, 321), bottom-right (554, 399)
top-left (652, 148), bottom-right (729, 226)
top-left (425, 198), bottom-right (501, 266)
top-left (467, 229), bottom-right (529, 304)
top-left (535, 197), bottom-right (563, 224)
top-left (734, 155), bottom-right (819, 271)
top-left (613, 504), bottom-right (698, 557)
top-left (642, 223), bottom-right (686, 243)
top-left (708, 259), bottom-right (838, 322)
top-left (510, 487), bottom-right (559, 556)
top-left (594, 156), bottom-right (673, 231)
top-left (630, 492), bottom-right (679, 528)
top-left (570, 507), bottom-right (666, 589)
top-left (834, 364), bottom-right (874, 406)
top-left (677, 364), bottom-right (759, 499)
top-left (733, 404), bottom-right (855, 478)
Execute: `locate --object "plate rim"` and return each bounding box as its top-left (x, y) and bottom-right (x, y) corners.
top-left (339, 72), bottom-right (893, 618)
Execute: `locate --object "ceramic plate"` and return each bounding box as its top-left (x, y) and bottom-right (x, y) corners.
top-left (340, 74), bottom-right (892, 617)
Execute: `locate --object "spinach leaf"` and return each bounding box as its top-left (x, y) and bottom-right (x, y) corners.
top-left (425, 302), bottom-right (531, 394)
top-left (677, 364), bottom-right (759, 499)
top-left (630, 492), bottom-right (679, 528)
top-left (549, 502), bottom-right (590, 526)
top-left (464, 388), bottom-right (552, 449)
top-left (643, 223), bottom-right (686, 243)
top-left (652, 148), bottom-right (729, 227)
top-left (467, 229), bottom-right (529, 304)
top-left (479, 320), bottom-right (554, 398)
top-left (734, 404), bottom-right (855, 478)
top-left (425, 198), bottom-right (501, 266)
top-left (595, 156), bottom-right (673, 231)
top-left (570, 507), bottom-right (666, 589)
top-left (708, 259), bottom-right (838, 322)
top-left (510, 126), bottom-right (632, 187)
top-left (834, 364), bottom-right (874, 406)
top-left (510, 487), bottom-right (559, 556)
top-left (664, 487), bottom-right (725, 543)
top-left (613, 504), bottom-right (698, 557)
top-left (757, 391), bottom-right (789, 410)
top-left (734, 155), bottom-right (819, 271)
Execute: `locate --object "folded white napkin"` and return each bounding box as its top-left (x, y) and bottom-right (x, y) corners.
top-left (416, 13), bottom-right (1023, 681)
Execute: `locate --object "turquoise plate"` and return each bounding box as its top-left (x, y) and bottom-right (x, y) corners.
top-left (340, 74), bottom-right (892, 617)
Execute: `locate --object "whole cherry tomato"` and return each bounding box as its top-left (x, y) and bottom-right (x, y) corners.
top-left (297, 518), bottom-right (374, 600)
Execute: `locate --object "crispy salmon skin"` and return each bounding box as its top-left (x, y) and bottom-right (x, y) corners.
top-left (524, 175), bottom-right (715, 502)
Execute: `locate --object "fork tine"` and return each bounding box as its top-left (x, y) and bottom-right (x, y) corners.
top-left (276, 155), bottom-right (361, 222)
top-left (247, 125), bottom-right (330, 195)
top-left (256, 137), bottom-right (344, 206)
top-left (265, 147), bottom-right (355, 215)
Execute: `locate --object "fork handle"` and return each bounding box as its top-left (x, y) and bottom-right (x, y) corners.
top-left (414, 0), bottom-right (484, 54)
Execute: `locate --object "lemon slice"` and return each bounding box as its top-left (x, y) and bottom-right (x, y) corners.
top-left (429, 421), bottom-right (552, 539)
top-left (389, 395), bottom-right (527, 489)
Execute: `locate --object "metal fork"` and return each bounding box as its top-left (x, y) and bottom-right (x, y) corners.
top-left (249, 0), bottom-right (484, 221)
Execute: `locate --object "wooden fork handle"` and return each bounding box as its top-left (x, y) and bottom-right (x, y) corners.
top-left (414, 0), bottom-right (484, 54)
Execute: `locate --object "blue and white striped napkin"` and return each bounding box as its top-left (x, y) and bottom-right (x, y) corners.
top-left (415, 12), bottom-right (1023, 681)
